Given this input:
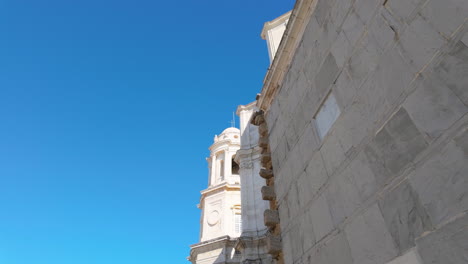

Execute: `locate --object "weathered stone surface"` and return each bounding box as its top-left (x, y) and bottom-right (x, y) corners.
top-left (250, 110), bottom-right (263, 125)
top-left (261, 186), bottom-right (276, 201)
top-left (330, 31), bottom-right (352, 68)
top-left (298, 152), bottom-right (328, 205)
top-left (321, 232), bottom-right (353, 264)
top-left (397, 14), bottom-right (445, 72)
top-left (342, 9), bottom-right (365, 47)
top-left (346, 151), bottom-right (378, 202)
top-left (403, 75), bottom-right (468, 139)
top-left (416, 212), bottom-right (468, 264)
top-left (409, 129), bottom-right (468, 226)
top-left (266, 234), bottom-right (282, 256)
top-left (326, 171), bottom-right (362, 226)
top-left (420, 0), bottom-right (468, 38)
top-left (259, 137), bottom-right (269, 149)
top-left (315, 53), bottom-right (339, 98)
top-left (366, 47), bottom-right (413, 111)
top-left (259, 168), bottom-right (274, 179)
top-left (333, 69), bottom-right (356, 111)
top-left (345, 204), bottom-right (398, 264)
top-left (313, 0), bottom-right (335, 27)
top-left (378, 181), bottom-right (433, 253)
top-left (385, 248), bottom-right (423, 264)
top-left (254, 114), bottom-right (266, 126)
top-left (434, 41), bottom-right (468, 105)
top-left (296, 122), bottom-right (319, 169)
top-left (354, 0), bottom-right (380, 24)
top-left (264, 209), bottom-right (280, 227)
top-left (299, 209), bottom-right (316, 253)
top-left (384, 0), bottom-right (422, 23)
top-left (309, 193), bottom-right (334, 241)
top-left (259, 122), bottom-right (268, 137)
top-left (364, 108), bottom-right (428, 185)
top-left (261, 153), bottom-right (271, 167)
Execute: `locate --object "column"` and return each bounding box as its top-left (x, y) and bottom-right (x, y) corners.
top-left (210, 155), bottom-right (216, 186)
top-left (224, 150), bottom-right (232, 181)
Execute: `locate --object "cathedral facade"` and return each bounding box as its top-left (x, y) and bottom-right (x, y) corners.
top-left (191, 0), bottom-right (468, 263)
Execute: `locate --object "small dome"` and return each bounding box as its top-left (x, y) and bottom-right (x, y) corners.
top-left (214, 127), bottom-right (240, 143)
top-left (221, 127), bottom-right (240, 135)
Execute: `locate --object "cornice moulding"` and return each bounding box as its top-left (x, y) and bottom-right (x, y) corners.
top-left (260, 11), bottom-right (292, 39)
top-left (257, 0), bottom-right (317, 112)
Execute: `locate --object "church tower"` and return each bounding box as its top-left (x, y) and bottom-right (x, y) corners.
top-left (189, 127), bottom-right (242, 264)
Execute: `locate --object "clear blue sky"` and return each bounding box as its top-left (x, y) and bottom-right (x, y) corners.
top-left (0, 0), bottom-right (294, 263)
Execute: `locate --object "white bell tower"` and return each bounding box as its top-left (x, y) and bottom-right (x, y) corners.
top-left (189, 127), bottom-right (242, 264)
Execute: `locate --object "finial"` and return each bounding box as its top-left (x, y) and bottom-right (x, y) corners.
top-left (230, 112), bottom-right (236, 128)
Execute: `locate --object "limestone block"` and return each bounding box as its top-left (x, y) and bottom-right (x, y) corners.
top-left (397, 15), bottom-right (445, 72)
top-left (384, 0), bottom-right (422, 23)
top-left (364, 108), bottom-right (428, 186)
top-left (297, 123), bottom-right (320, 170)
top-left (284, 123), bottom-right (299, 151)
top-left (416, 212), bottom-right (468, 264)
top-left (433, 41), bottom-right (468, 105)
top-left (368, 13), bottom-right (396, 52)
top-left (260, 168), bottom-right (273, 179)
top-left (354, 0), bottom-right (381, 25)
top-left (372, 47), bottom-right (413, 108)
top-left (300, 232), bottom-right (353, 264)
top-left (342, 9), bottom-right (365, 47)
top-left (319, 130), bottom-right (347, 176)
top-left (378, 181), bottom-right (433, 253)
top-left (259, 137), bottom-right (269, 149)
top-left (385, 248), bottom-right (423, 264)
top-left (315, 53), bottom-right (339, 98)
top-left (325, 171), bottom-right (362, 226)
top-left (264, 209), bottom-right (280, 228)
top-left (299, 209), bottom-right (316, 253)
top-left (322, 233), bottom-right (354, 264)
top-left (304, 151), bottom-right (328, 197)
top-left (250, 111), bottom-right (261, 125)
top-left (345, 203), bottom-right (398, 264)
top-left (288, 223), bottom-right (304, 261)
top-left (314, 0), bottom-right (335, 27)
top-left (347, 152), bottom-right (379, 202)
top-left (462, 31), bottom-right (468, 47)
top-left (261, 186), bottom-right (276, 201)
top-left (329, 0), bottom-right (353, 30)
top-left (330, 31), bottom-right (352, 68)
top-left (420, 0), bottom-right (468, 38)
top-left (261, 153), bottom-right (271, 168)
top-left (285, 184), bottom-right (300, 220)
top-left (403, 75), bottom-right (468, 139)
top-left (348, 33), bottom-right (382, 90)
top-left (259, 168), bottom-right (274, 179)
top-left (266, 100), bottom-right (280, 132)
top-left (266, 234), bottom-right (282, 256)
top-left (254, 114), bottom-right (266, 126)
top-left (409, 130), bottom-right (468, 226)
top-left (259, 123), bottom-right (268, 137)
top-left (309, 193), bottom-right (334, 241)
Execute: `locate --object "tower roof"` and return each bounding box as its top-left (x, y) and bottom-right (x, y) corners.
top-left (221, 127), bottom-right (240, 135)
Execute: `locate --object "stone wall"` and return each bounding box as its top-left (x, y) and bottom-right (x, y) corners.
top-left (263, 0), bottom-right (468, 263)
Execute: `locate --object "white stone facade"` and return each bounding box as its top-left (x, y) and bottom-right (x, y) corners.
top-left (234, 102), bottom-right (271, 264)
top-left (189, 128), bottom-right (242, 264)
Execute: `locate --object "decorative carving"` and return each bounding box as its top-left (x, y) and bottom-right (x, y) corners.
top-left (266, 234), bottom-right (282, 256)
top-left (259, 168), bottom-right (274, 179)
top-left (264, 209), bottom-right (280, 227)
top-left (261, 186), bottom-right (276, 201)
top-left (207, 210), bottom-right (220, 226)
